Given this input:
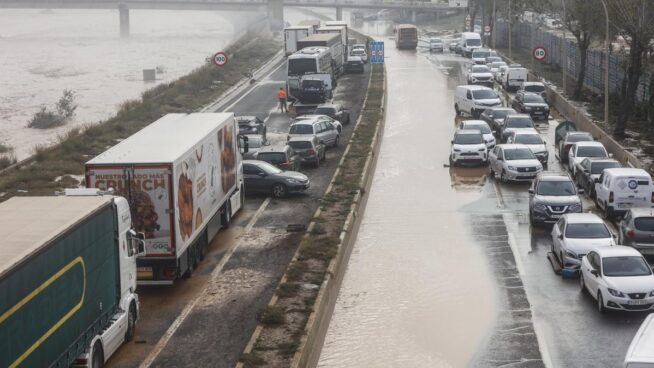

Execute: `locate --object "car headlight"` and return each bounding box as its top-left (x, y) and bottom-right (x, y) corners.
top-left (608, 288), bottom-right (625, 298)
top-left (507, 166), bottom-right (517, 170)
top-left (478, 148), bottom-right (486, 152)
top-left (524, 106), bottom-right (532, 110)
top-left (286, 178), bottom-right (301, 184)
top-left (565, 250), bottom-right (577, 259)
top-left (534, 203), bottom-right (548, 211)
top-left (453, 148), bottom-right (461, 152)
top-left (569, 203), bottom-right (582, 212)
top-left (649, 290), bottom-right (654, 297)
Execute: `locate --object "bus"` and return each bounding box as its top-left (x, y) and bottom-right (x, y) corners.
top-left (395, 24), bottom-right (418, 49)
top-left (286, 46), bottom-right (334, 100)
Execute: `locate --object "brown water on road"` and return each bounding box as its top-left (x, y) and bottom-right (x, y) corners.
top-left (317, 39), bottom-right (497, 367)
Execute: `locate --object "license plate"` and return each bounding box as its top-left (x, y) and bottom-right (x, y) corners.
top-left (618, 203), bottom-right (632, 208)
top-left (550, 214), bottom-right (561, 219)
top-left (137, 267), bottom-right (153, 280)
top-left (628, 300), bottom-right (649, 305)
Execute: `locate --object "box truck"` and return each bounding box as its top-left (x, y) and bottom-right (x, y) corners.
top-left (316, 26), bottom-right (348, 65)
top-left (86, 113), bottom-right (245, 285)
top-left (0, 190), bottom-right (144, 368)
top-left (296, 33), bottom-right (343, 76)
top-left (298, 19), bottom-right (321, 32)
top-left (284, 26), bottom-right (313, 56)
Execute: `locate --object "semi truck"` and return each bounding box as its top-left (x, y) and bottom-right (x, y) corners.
top-left (283, 25), bottom-right (313, 56)
top-left (316, 25), bottom-right (348, 65)
top-left (0, 190), bottom-right (144, 368)
top-left (86, 113), bottom-right (245, 285)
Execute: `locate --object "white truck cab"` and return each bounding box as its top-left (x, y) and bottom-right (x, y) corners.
top-left (595, 168), bottom-right (654, 220)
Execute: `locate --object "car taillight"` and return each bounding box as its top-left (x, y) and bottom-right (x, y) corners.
top-left (609, 191), bottom-right (614, 203)
top-left (307, 149), bottom-right (315, 154)
top-left (626, 228), bottom-right (635, 238)
top-left (163, 267), bottom-right (176, 279)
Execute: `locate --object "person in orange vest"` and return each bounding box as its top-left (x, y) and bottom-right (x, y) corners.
top-left (277, 87), bottom-right (288, 113)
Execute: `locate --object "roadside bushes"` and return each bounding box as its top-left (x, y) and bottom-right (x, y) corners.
top-left (28, 89), bottom-right (78, 129)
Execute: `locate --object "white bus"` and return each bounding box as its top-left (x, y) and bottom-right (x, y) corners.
top-left (287, 46), bottom-right (334, 100)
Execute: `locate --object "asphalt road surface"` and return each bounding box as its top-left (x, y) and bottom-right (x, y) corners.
top-left (318, 21), bottom-right (648, 368)
top-left (106, 52), bottom-right (372, 368)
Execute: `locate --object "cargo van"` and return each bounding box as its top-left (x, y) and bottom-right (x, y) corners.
top-left (459, 32), bottom-right (482, 57)
top-left (595, 168), bottom-right (654, 220)
top-left (454, 85), bottom-right (503, 118)
top-left (625, 313), bottom-right (654, 367)
top-left (503, 66), bottom-right (529, 92)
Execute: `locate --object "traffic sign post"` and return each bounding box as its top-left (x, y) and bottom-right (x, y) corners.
top-left (532, 46), bottom-right (547, 61)
top-left (212, 51), bottom-right (228, 67)
top-left (370, 41), bottom-right (385, 64)
top-left (484, 25), bottom-right (491, 37)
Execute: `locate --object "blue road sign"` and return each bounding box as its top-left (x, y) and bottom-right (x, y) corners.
top-left (369, 41), bottom-right (385, 64)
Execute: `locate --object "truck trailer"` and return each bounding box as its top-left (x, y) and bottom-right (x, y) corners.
top-left (284, 26), bottom-right (313, 56)
top-left (296, 33), bottom-right (343, 77)
top-left (86, 113), bottom-right (244, 285)
top-left (0, 191), bottom-right (143, 368)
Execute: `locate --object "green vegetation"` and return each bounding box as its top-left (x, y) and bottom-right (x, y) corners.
top-left (0, 35), bottom-right (280, 200)
top-left (257, 306), bottom-right (285, 326)
top-left (28, 89), bottom-right (78, 129)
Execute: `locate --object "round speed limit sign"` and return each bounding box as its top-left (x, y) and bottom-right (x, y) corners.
top-left (533, 46), bottom-right (547, 61)
top-left (213, 51), bottom-right (228, 67)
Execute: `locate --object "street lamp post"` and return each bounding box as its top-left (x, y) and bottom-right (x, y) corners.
top-left (561, 0), bottom-right (567, 95)
top-left (598, 0), bottom-right (610, 124)
top-left (492, 0), bottom-right (496, 49)
top-left (508, 0), bottom-right (512, 58)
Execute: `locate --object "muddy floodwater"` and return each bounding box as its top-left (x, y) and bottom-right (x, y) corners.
top-left (317, 21), bottom-right (497, 367)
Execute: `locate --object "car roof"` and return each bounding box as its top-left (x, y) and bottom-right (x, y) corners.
top-left (460, 85), bottom-right (492, 91)
top-left (236, 115), bottom-right (259, 122)
top-left (347, 56), bottom-right (363, 61)
top-left (522, 82), bottom-right (544, 86)
top-left (288, 135), bottom-right (316, 142)
top-left (505, 114), bottom-right (532, 119)
top-left (257, 145), bottom-right (289, 153)
top-left (574, 141), bottom-right (605, 147)
top-left (603, 168), bottom-right (651, 177)
top-left (565, 131), bottom-right (593, 138)
top-left (583, 157), bottom-right (619, 165)
top-left (594, 245), bottom-right (642, 257)
top-left (627, 207), bottom-right (654, 217)
top-left (488, 107), bottom-right (516, 112)
top-left (456, 129), bottom-right (483, 135)
top-left (461, 120), bottom-right (489, 127)
top-left (537, 172), bottom-right (572, 181)
top-left (563, 213), bottom-right (605, 224)
top-left (316, 104), bottom-right (337, 109)
top-left (511, 128), bottom-right (539, 135)
top-left (520, 92), bottom-right (543, 97)
top-left (499, 144), bottom-right (530, 150)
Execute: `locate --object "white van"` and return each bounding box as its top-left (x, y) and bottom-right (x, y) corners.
top-left (503, 66), bottom-right (528, 92)
top-left (625, 314), bottom-right (654, 367)
top-left (459, 32), bottom-right (482, 57)
top-left (595, 168), bottom-right (654, 220)
top-left (454, 85), bottom-right (503, 118)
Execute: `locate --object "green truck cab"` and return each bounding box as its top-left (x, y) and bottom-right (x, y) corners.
top-left (0, 189), bottom-right (143, 368)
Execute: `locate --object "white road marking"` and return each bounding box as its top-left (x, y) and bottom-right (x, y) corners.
top-left (139, 197), bottom-right (271, 368)
top-left (221, 62), bottom-right (285, 112)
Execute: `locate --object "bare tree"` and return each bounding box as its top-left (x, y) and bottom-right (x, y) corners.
top-left (608, 0), bottom-right (654, 136)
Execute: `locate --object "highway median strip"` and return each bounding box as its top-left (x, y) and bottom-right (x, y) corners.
top-left (238, 63), bottom-right (386, 368)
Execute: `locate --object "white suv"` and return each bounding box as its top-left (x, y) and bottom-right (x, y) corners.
top-left (467, 65), bottom-right (494, 87)
top-left (488, 144), bottom-right (543, 182)
top-left (454, 85), bottom-right (502, 118)
top-left (450, 130), bottom-right (488, 166)
top-left (458, 119), bottom-right (496, 149)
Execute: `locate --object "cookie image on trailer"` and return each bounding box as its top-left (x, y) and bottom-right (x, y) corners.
top-left (177, 161), bottom-right (194, 241)
top-left (219, 125), bottom-right (236, 192)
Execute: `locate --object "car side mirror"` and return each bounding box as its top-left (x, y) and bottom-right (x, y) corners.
top-left (583, 169), bottom-right (589, 173)
top-left (609, 153), bottom-right (614, 158)
top-left (558, 234), bottom-right (563, 240)
top-left (594, 178), bottom-right (601, 183)
top-left (590, 269), bottom-right (599, 277)
top-left (451, 140), bottom-right (454, 144)
top-left (258, 172), bottom-right (267, 177)
top-left (497, 157), bottom-right (503, 161)
top-left (492, 130), bottom-right (497, 134)
top-left (543, 140), bottom-right (547, 145)
top-left (528, 189), bottom-right (534, 194)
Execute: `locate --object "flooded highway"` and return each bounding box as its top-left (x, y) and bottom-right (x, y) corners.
top-left (318, 17), bottom-right (651, 368)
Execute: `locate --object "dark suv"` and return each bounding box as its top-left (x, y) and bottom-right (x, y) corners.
top-left (511, 91), bottom-right (550, 120)
top-left (255, 145), bottom-right (301, 171)
top-left (529, 173), bottom-right (583, 226)
top-left (315, 103), bottom-right (351, 125)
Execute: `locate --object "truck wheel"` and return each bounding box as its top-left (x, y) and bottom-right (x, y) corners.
top-left (454, 104), bottom-right (460, 115)
top-left (221, 202), bottom-right (231, 228)
top-left (125, 302), bottom-right (137, 342)
top-left (91, 342), bottom-right (104, 368)
top-left (272, 183), bottom-right (287, 198)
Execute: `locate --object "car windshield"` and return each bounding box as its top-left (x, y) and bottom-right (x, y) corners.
top-left (430, 38), bottom-right (442, 43)
top-left (506, 117), bottom-right (534, 128)
top-left (577, 146), bottom-right (607, 158)
top-left (257, 161), bottom-right (283, 174)
top-left (472, 51), bottom-right (489, 58)
top-left (257, 152), bottom-right (287, 164)
top-left (288, 141), bottom-right (312, 149)
top-left (314, 107), bottom-right (336, 116)
top-left (602, 256), bottom-right (652, 277)
top-left (537, 180), bottom-right (576, 195)
top-left (492, 109), bottom-right (514, 119)
top-left (472, 90), bottom-right (498, 99)
top-left (352, 49), bottom-right (365, 55)
top-left (565, 223), bottom-right (610, 238)
top-left (454, 134), bottom-right (483, 144)
top-left (487, 57), bottom-right (501, 63)
top-left (467, 39), bottom-right (482, 46)
top-left (634, 217), bottom-right (654, 231)
top-left (514, 134), bottom-right (543, 145)
top-left (567, 134), bottom-right (593, 143)
top-left (289, 124), bottom-right (313, 135)
top-left (524, 94), bottom-right (545, 103)
top-left (504, 148), bottom-right (535, 160)
top-left (247, 137), bottom-right (263, 149)
top-left (464, 124), bottom-right (491, 134)
top-left (524, 84), bottom-right (545, 93)
top-left (472, 66), bottom-right (490, 73)
top-left (590, 161), bottom-right (621, 174)
top-left (491, 62), bottom-right (506, 68)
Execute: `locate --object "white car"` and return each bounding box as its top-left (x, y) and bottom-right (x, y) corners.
top-left (488, 144), bottom-right (542, 182)
top-left (467, 65), bottom-right (494, 87)
top-left (459, 119), bottom-right (496, 149)
top-left (506, 128), bottom-right (548, 168)
top-left (551, 213), bottom-right (614, 270)
top-left (580, 246), bottom-right (654, 313)
top-left (489, 61), bottom-right (507, 78)
top-left (495, 65), bottom-right (509, 83)
top-left (350, 48), bottom-right (368, 63)
top-left (429, 38), bottom-right (444, 52)
top-left (450, 130), bottom-right (488, 166)
top-left (293, 114), bottom-right (343, 133)
top-left (568, 141), bottom-right (609, 176)
top-left (352, 43), bottom-right (366, 51)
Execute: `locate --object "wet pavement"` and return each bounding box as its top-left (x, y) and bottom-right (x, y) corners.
top-left (106, 46), bottom-right (372, 367)
top-left (319, 20), bottom-right (650, 368)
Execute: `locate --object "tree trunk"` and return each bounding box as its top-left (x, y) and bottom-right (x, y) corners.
top-left (573, 35), bottom-right (590, 101)
top-left (470, 1), bottom-right (478, 32)
top-left (615, 37), bottom-right (644, 137)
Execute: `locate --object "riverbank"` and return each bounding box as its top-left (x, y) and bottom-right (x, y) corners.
top-left (0, 30), bottom-right (281, 200)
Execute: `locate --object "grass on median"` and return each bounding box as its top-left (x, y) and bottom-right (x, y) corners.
top-left (0, 35), bottom-right (280, 201)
